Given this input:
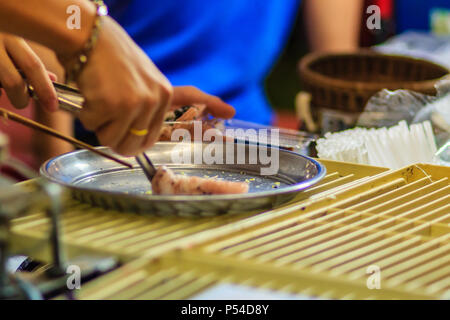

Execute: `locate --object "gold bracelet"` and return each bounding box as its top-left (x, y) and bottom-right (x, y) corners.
top-left (63, 0), bottom-right (109, 85)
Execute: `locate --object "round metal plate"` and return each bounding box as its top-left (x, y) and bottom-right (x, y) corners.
top-left (41, 142), bottom-right (326, 217)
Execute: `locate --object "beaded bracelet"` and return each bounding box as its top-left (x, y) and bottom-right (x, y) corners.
top-left (63, 0), bottom-right (109, 84)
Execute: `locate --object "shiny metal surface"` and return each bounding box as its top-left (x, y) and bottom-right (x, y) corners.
top-left (222, 119), bottom-right (317, 155)
top-left (134, 153), bottom-right (157, 182)
top-left (40, 142), bottom-right (326, 217)
top-left (27, 81), bottom-right (83, 114)
top-left (52, 82), bottom-right (83, 114)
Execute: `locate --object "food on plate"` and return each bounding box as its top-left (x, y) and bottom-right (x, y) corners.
top-left (163, 105), bottom-right (206, 122)
top-left (159, 105), bottom-right (224, 141)
top-left (151, 166), bottom-right (249, 195)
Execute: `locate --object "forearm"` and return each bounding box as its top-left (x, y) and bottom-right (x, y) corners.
top-left (305, 0), bottom-right (363, 52)
top-left (0, 0), bottom-right (96, 57)
top-left (33, 110), bottom-right (74, 165)
top-left (29, 41), bottom-right (72, 163)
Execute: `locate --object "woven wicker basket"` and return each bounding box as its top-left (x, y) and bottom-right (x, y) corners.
top-left (296, 50), bottom-right (449, 133)
top-left (298, 50), bottom-right (449, 113)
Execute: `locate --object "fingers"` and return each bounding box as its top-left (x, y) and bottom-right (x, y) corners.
top-left (78, 99), bottom-right (110, 132)
top-left (79, 100), bottom-right (134, 151)
top-left (113, 101), bottom-right (156, 156)
top-left (47, 71), bottom-right (58, 82)
top-left (81, 89), bottom-right (167, 156)
top-left (0, 44), bottom-right (29, 109)
top-left (4, 37), bottom-right (58, 111)
top-left (172, 86), bottom-right (235, 119)
top-left (118, 86), bottom-right (172, 155)
top-left (142, 94), bottom-right (171, 150)
top-left (71, 16), bottom-right (176, 156)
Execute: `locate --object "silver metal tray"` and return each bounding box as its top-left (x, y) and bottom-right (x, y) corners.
top-left (40, 142), bottom-right (326, 217)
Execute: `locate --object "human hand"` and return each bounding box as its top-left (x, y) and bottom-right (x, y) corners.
top-left (171, 86), bottom-right (235, 119)
top-left (0, 33), bottom-right (58, 111)
top-left (64, 17), bottom-right (173, 156)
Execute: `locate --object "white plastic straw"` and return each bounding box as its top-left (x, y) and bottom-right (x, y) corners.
top-left (316, 121), bottom-right (437, 169)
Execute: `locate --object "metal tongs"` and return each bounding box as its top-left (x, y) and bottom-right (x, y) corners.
top-left (27, 81), bottom-right (157, 182)
top-left (134, 152), bottom-right (156, 182)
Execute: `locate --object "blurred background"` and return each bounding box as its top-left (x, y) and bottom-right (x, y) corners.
top-left (267, 0), bottom-right (450, 129)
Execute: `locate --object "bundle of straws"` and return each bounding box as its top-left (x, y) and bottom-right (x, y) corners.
top-left (316, 120), bottom-right (438, 169)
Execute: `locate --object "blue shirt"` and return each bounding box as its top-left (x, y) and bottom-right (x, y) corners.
top-left (396, 0), bottom-right (450, 33)
top-left (105, 0), bottom-right (300, 125)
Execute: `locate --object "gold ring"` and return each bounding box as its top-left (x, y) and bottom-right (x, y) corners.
top-left (129, 128), bottom-right (149, 136)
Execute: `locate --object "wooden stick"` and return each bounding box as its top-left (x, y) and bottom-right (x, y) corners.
top-left (0, 107), bottom-right (133, 168)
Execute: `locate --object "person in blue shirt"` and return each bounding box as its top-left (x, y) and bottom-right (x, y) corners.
top-left (104, 0), bottom-right (363, 126)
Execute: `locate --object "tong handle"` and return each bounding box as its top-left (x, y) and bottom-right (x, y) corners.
top-left (0, 71), bottom-right (84, 115)
top-left (27, 81), bottom-right (84, 115)
top-left (135, 153), bottom-right (157, 182)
